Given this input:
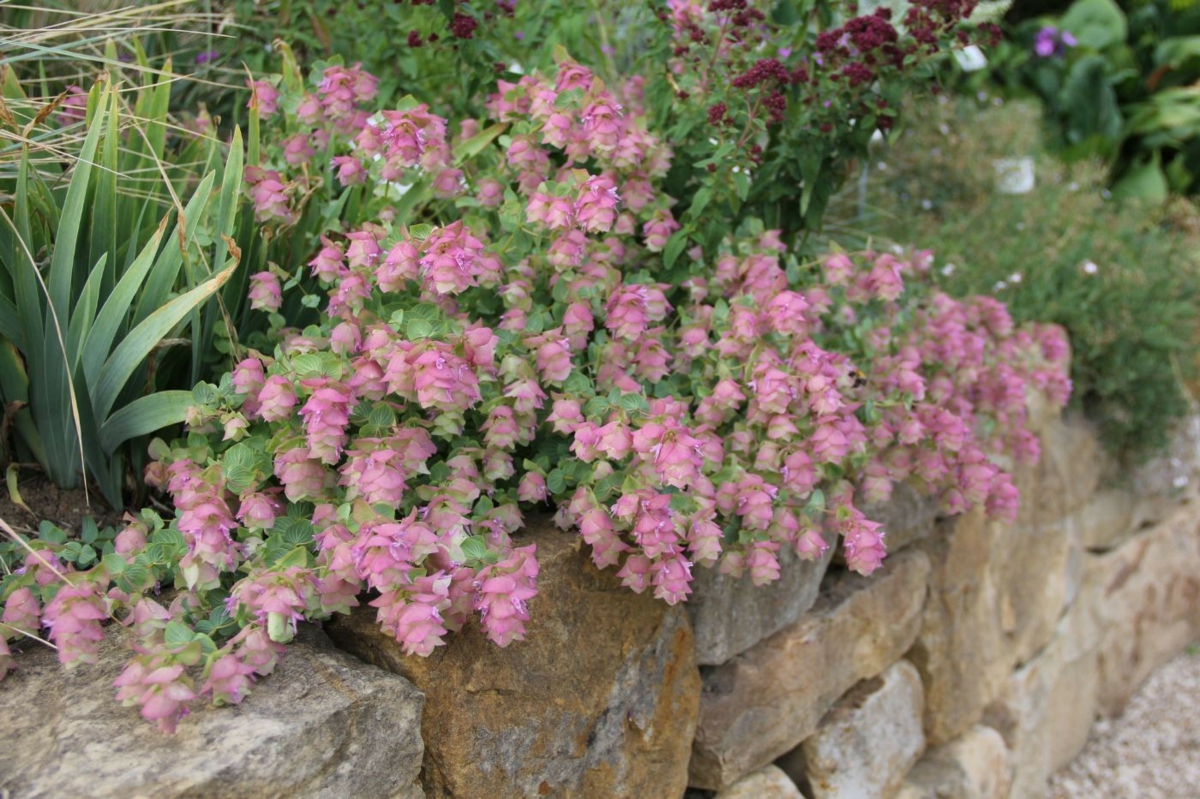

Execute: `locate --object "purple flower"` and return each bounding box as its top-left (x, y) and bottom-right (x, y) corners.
top-left (196, 50), bottom-right (220, 65)
top-left (1034, 26), bottom-right (1075, 58)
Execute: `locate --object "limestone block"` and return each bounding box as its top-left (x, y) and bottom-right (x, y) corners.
top-left (327, 520), bottom-right (700, 799)
top-left (0, 625), bottom-right (425, 799)
top-left (713, 765), bottom-right (803, 799)
top-left (689, 549), bottom-right (930, 790)
top-left (688, 541), bottom-right (835, 667)
top-left (909, 509), bottom-right (1009, 745)
top-left (1082, 505), bottom-right (1200, 715)
top-left (1074, 488), bottom-right (1135, 552)
top-left (983, 594), bottom-right (1101, 799)
top-left (896, 725), bottom-right (1012, 799)
top-left (779, 660), bottom-right (926, 799)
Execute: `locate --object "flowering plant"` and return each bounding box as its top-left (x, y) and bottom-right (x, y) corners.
top-left (1, 11), bottom-right (1066, 732)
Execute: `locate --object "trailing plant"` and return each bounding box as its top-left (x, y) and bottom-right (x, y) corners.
top-left (0, 55), bottom-right (1068, 734)
top-left (860, 96), bottom-right (1200, 457)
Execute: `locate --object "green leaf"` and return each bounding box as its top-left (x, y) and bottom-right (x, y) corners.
top-left (93, 263), bottom-right (235, 420)
top-left (454, 122), bottom-right (507, 165)
top-left (164, 621), bottom-right (195, 648)
top-left (276, 546), bottom-right (311, 569)
top-left (47, 86), bottom-right (108, 321)
top-left (102, 552), bottom-right (127, 574)
top-left (406, 318), bottom-right (434, 340)
top-left (662, 229), bottom-right (689, 269)
top-left (97, 391), bottom-right (194, 454)
top-left (1060, 0), bottom-right (1127, 50)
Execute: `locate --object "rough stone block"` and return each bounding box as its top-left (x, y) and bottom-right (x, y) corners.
top-left (1074, 488), bottom-right (1135, 552)
top-left (909, 509), bottom-right (1008, 745)
top-left (0, 625), bottom-right (425, 799)
top-left (896, 725), bottom-right (1012, 799)
top-left (779, 660), bottom-right (925, 799)
top-left (689, 549), bottom-right (930, 790)
top-left (326, 520), bottom-right (700, 799)
top-left (688, 542), bottom-right (835, 666)
top-left (983, 601), bottom-right (1099, 799)
top-left (1083, 505), bottom-right (1200, 715)
top-left (713, 765), bottom-right (803, 799)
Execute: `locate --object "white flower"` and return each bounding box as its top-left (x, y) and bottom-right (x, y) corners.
top-left (1082, 261), bottom-right (1099, 275)
top-left (876, 162), bottom-right (887, 171)
top-left (921, 199), bottom-right (933, 210)
top-left (941, 263), bottom-right (957, 276)
top-left (993, 280), bottom-right (1008, 291)
top-left (1009, 272), bottom-right (1023, 284)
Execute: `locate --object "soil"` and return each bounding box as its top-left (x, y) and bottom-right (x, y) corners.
top-left (0, 470), bottom-right (127, 536)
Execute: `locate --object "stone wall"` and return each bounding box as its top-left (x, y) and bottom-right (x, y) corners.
top-left (3, 403), bottom-right (1198, 799)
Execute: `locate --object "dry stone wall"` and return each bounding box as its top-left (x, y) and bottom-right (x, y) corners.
top-left (2, 402), bottom-right (1197, 799)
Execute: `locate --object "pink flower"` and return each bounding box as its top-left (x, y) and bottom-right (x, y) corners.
top-left (237, 491), bottom-right (284, 530)
top-left (309, 236), bottom-right (346, 283)
top-left (575, 174), bottom-right (620, 232)
top-left (642, 210), bottom-right (680, 252)
top-left (43, 583), bottom-right (108, 668)
top-left (202, 649), bottom-right (258, 706)
top-left (606, 283), bottom-right (671, 342)
top-left (616, 553), bottom-right (654, 593)
top-left (840, 512), bottom-right (887, 575)
top-left (419, 221), bottom-right (488, 295)
top-left (372, 576), bottom-right (451, 656)
top-left (475, 545), bottom-right (539, 646)
top-left (247, 79), bottom-right (279, 116)
top-left (2, 587), bottom-right (41, 638)
top-left (652, 555), bottom-right (693, 604)
top-left (273, 445), bottom-right (330, 502)
top-left (579, 508), bottom-right (629, 568)
top-left (299, 379), bottom-right (355, 464)
top-left (244, 167), bottom-right (294, 224)
top-left (114, 648), bottom-right (199, 733)
top-left (231, 566), bottom-right (317, 643)
top-left (247, 271), bottom-right (282, 312)
top-left (256, 375), bottom-right (297, 422)
top-left (333, 156), bottom-right (367, 186)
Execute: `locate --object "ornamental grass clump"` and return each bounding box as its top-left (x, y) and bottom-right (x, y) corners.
top-left (1, 28), bottom-right (1066, 731)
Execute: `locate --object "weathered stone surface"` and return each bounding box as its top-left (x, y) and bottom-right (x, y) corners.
top-left (1083, 505), bottom-right (1200, 716)
top-left (689, 549), bottom-right (931, 790)
top-left (688, 541), bottom-right (835, 666)
top-left (713, 765), bottom-right (803, 799)
top-left (913, 470), bottom-right (1076, 747)
top-left (1074, 488), bottom-right (1135, 552)
top-left (983, 600), bottom-right (1099, 799)
top-left (909, 508), bottom-right (1008, 745)
top-left (859, 480), bottom-right (940, 555)
top-left (990, 513), bottom-right (1073, 668)
top-left (326, 520), bottom-right (700, 799)
top-left (896, 725), bottom-right (1012, 799)
top-left (779, 660), bottom-right (925, 799)
top-left (1036, 413), bottom-right (1107, 521)
top-left (0, 625), bottom-right (424, 799)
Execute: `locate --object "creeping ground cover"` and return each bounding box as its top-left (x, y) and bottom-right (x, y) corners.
top-left (1, 1), bottom-right (1068, 732)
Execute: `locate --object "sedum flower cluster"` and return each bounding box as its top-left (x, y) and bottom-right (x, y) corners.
top-left (0, 48), bottom-right (1068, 732)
